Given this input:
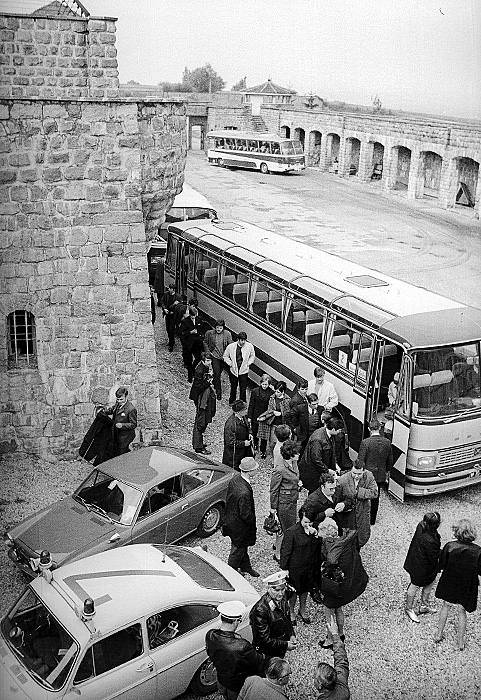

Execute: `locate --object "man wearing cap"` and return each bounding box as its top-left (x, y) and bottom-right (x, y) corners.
top-left (206, 600), bottom-right (266, 700)
top-left (249, 571), bottom-right (296, 659)
top-left (223, 457), bottom-right (260, 577)
top-left (223, 400), bottom-right (253, 470)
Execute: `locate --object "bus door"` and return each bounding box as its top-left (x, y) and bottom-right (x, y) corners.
top-left (364, 339), bottom-right (384, 427)
top-left (388, 354), bottom-right (412, 502)
top-left (176, 240), bottom-right (190, 300)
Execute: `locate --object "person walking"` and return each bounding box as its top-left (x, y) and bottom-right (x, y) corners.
top-left (316, 518), bottom-right (368, 649)
top-left (239, 657), bottom-right (292, 700)
top-left (189, 352), bottom-right (216, 455)
top-left (153, 255), bottom-right (165, 307)
top-left (260, 381), bottom-right (292, 455)
top-left (337, 460), bottom-right (378, 548)
top-left (179, 305), bottom-right (203, 381)
top-left (248, 374), bottom-right (274, 458)
top-left (357, 419), bottom-right (393, 525)
top-left (313, 617), bottom-right (350, 699)
top-left (434, 518), bottom-right (481, 650)
top-left (287, 393), bottom-right (324, 454)
top-left (206, 600), bottom-right (266, 700)
top-left (101, 386), bottom-right (137, 455)
top-left (308, 367), bottom-right (338, 411)
top-left (223, 332), bottom-right (256, 404)
top-left (298, 416), bottom-right (344, 494)
top-left (161, 283), bottom-right (182, 351)
top-left (279, 505), bottom-right (318, 625)
top-left (223, 456), bottom-right (260, 577)
top-left (223, 400), bottom-right (253, 470)
top-left (403, 512), bottom-right (441, 623)
top-left (203, 319), bottom-right (233, 400)
top-left (249, 571), bottom-right (297, 659)
top-left (270, 440), bottom-right (301, 561)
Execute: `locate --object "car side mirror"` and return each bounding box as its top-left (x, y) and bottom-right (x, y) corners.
top-left (109, 533), bottom-right (121, 543)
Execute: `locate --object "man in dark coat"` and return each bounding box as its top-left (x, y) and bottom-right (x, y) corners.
top-left (206, 600), bottom-right (266, 700)
top-left (189, 352), bottom-right (215, 454)
top-left (249, 571), bottom-right (296, 659)
top-left (179, 304), bottom-right (205, 381)
top-left (79, 411), bottom-right (115, 465)
top-left (223, 400), bottom-right (253, 470)
top-left (304, 472), bottom-right (348, 532)
top-left (357, 418), bottom-right (393, 525)
top-left (223, 457), bottom-right (260, 577)
top-left (102, 386), bottom-right (137, 455)
top-left (161, 283), bottom-right (182, 351)
top-left (298, 416), bottom-right (344, 493)
top-left (287, 393), bottom-right (324, 453)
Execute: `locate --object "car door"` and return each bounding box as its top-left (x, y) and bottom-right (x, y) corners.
top-left (130, 475), bottom-right (193, 545)
top-left (146, 604), bottom-right (219, 699)
top-left (180, 468), bottom-right (215, 526)
top-left (68, 623), bottom-right (156, 700)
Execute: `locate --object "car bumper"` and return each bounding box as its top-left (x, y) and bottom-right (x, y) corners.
top-left (7, 547), bottom-right (37, 579)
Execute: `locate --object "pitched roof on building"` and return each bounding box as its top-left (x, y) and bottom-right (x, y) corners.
top-left (242, 79), bottom-right (296, 96)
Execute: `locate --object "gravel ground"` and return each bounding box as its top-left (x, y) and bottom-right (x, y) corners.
top-left (1, 318), bottom-right (480, 700)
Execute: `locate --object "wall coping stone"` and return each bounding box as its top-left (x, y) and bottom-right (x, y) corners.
top-left (0, 13), bottom-right (119, 21)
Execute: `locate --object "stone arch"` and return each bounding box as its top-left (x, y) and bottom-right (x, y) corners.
top-left (294, 127), bottom-right (305, 149)
top-left (344, 137), bottom-right (361, 176)
top-left (393, 145), bottom-right (412, 190)
top-left (371, 142), bottom-right (384, 180)
top-left (280, 125), bottom-right (291, 138)
top-left (327, 133), bottom-right (341, 172)
top-left (455, 157), bottom-right (479, 209)
top-left (307, 130), bottom-right (322, 166)
top-left (420, 150), bottom-right (443, 198)
top-left (187, 115), bottom-right (208, 151)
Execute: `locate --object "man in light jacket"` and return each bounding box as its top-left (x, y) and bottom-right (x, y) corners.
top-left (203, 319), bottom-right (233, 400)
top-left (223, 332), bottom-right (255, 404)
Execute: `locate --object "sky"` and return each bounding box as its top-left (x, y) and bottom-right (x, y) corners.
top-left (8, 0), bottom-right (481, 119)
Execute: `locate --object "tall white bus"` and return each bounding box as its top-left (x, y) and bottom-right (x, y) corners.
top-left (207, 131), bottom-right (305, 174)
top-left (165, 218), bottom-right (481, 502)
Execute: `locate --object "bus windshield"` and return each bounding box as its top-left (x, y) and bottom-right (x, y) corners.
top-left (412, 342), bottom-right (481, 417)
top-left (281, 140), bottom-right (303, 155)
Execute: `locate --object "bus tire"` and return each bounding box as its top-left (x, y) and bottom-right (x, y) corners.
top-left (260, 162), bottom-right (269, 174)
top-left (218, 158), bottom-right (225, 167)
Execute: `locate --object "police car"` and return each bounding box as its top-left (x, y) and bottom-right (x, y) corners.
top-left (0, 544), bottom-right (260, 700)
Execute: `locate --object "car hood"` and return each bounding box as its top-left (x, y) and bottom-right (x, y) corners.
top-left (11, 497), bottom-right (118, 565)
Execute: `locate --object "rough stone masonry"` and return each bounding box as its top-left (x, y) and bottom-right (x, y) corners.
top-left (0, 11), bottom-right (187, 459)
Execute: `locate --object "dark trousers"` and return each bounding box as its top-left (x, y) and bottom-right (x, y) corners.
top-left (227, 543), bottom-right (252, 572)
top-left (165, 317), bottom-right (176, 350)
top-left (192, 409), bottom-right (207, 451)
top-left (212, 357), bottom-right (227, 399)
top-left (229, 373), bottom-right (248, 403)
top-left (371, 483), bottom-right (383, 525)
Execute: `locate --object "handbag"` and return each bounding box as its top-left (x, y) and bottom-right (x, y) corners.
top-left (319, 561), bottom-right (344, 598)
top-left (263, 512), bottom-right (282, 536)
top-left (310, 583), bottom-right (323, 604)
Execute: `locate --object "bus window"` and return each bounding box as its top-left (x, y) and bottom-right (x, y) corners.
top-left (286, 297), bottom-right (309, 341)
top-left (196, 251), bottom-right (219, 291)
top-left (232, 276), bottom-right (249, 309)
top-left (187, 246), bottom-right (195, 282)
top-left (215, 138), bottom-right (225, 149)
top-left (326, 316), bottom-right (372, 378)
top-left (235, 139), bottom-right (247, 151)
top-left (166, 236), bottom-right (178, 272)
top-left (252, 279), bottom-right (282, 324)
top-left (247, 139), bottom-right (259, 152)
top-left (272, 143), bottom-right (280, 155)
top-left (305, 308), bottom-right (325, 353)
top-left (266, 289), bottom-right (283, 330)
top-left (221, 266), bottom-right (247, 301)
top-left (397, 357), bottom-right (412, 420)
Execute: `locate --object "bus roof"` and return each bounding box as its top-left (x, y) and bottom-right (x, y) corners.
top-left (207, 131), bottom-right (296, 142)
top-left (168, 219), bottom-right (481, 348)
top-left (172, 182), bottom-right (216, 211)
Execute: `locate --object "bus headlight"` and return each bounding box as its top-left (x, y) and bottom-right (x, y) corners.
top-left (417, 455), bottom-right (437, 468)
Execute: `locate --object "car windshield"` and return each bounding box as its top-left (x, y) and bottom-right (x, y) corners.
top-left (412, 342), bottom-right (481, 418)
top-left (162, 546), bottom-right (235, 591)
top-left (74, 469), bottom-right (142, 525)
top-left (1, 588), bottom-right (78, 690)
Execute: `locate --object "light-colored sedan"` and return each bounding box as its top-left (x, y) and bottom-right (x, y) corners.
top-left (0, 543), bottom-right (260, 700)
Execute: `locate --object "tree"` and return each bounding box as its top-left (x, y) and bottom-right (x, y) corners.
top-left (231, 77), bottom-right (246, 91)
top-left (182, 64), bottom-right (226, 93)
top-left (126, 79), bottom-right (140, 85)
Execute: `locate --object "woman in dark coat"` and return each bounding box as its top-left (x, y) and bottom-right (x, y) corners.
top-left (247, 374), bottom-right (273, 458)
top-left (403, 512), bottom-right (441, 622)
top-left (279, 505), bottom-right (318, 625)
top-left (435, 518), bottom-right (481, 650)
top-left (315, 518), bottom-right (369, 648)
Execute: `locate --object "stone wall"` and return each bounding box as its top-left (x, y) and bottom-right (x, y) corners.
top-left (0, 12), bottom-right (119, 100)
top-left (0, 97), bottom-right (187, 458)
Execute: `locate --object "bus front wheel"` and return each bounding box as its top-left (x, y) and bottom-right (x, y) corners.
top-left (218, 158), bottom-right (225, 167)
top-left (260, 162), bottom-right (269, 174)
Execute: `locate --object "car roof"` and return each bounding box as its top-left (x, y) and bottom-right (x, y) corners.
top-left (46, 544), bottom-right (223, 632)
top-left (96, 446), bottom-right (229, 489)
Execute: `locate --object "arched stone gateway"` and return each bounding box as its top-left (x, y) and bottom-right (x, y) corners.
top-left (294, 127), bottom-right (305, 149)
top-left (371, 142), bottom-right (384, 180)
top-left (421, 151), bottom-right (443, 198)
top-left (308, 130), bottom-right (322, 166)
top-left (343, 137), bottom-right (361, 176)
top-left (455, 157), bottom-right (479, 209)
top-left (280, 125), bottom-right (291, 138)
top-left (326, 133), bottom-right (341, 173)
top-left (385, 145), bottom-right (411, 191)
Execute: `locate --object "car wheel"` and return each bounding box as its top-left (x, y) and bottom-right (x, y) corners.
top-left (197, 503), bottom-right (224, 537)
top-left (218, 158), bottom-right (225, 167)
top-left (260, 162), bottom-right (269, 174)
top-left (189, 658), bottom-right (217, 696)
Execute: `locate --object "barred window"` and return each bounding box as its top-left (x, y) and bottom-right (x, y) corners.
top-left (7, 310), bottom-right (37, 368)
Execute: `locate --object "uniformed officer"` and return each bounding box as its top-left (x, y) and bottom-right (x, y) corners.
top-left (206, 601), bottom-right (267, 700)
top-left (249, 571), bottom-right (297, 659)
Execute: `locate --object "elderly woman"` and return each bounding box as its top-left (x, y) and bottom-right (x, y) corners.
top-left (434, 518), bottom-right (481, 650)
top-left (280, 505), bottom-right (318, 625)
top-left (269, 440), bottom-right (301, 561)
top-left (403, 512), bottom-right (441, 623)
top-left (257, 381), bottom-right (291, 457)
top-left (248, 374), bottom-right (274, 459)
top-left (316, 517), bottom-right (369, 648)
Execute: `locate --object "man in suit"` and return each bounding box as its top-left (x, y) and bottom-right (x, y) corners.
top-left (102, 386), bottom-right (137, 455)
top-left (223, 456), bottom-right (260, 577)
top-left (189, 352), bottom-right (215, 454)
top-left (298, 416), bottom-right (344, 493)
top-left (160, 283), bottom-right (182, 352)
top-left (287, 393), bottom-right (324, 453)
top-left (222, 400), bottom-right (253, 470)
top-left (179, 304), bottom-right (205, 381)
top-left (358, 418), bottom-right (393, 525)
top-left (203, 319), bottom-right (233, 400)
top-left (288, 379), bottom-right (309, 411)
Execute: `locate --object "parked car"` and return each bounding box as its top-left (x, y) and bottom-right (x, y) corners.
top-left (0, 543), bottom-right (260, 700)
top-left (5, 446), bottom-right (234, 578)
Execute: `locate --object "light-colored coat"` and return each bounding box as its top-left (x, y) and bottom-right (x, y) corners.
top-left (223, 341), bottom-right (255, 377)
top-left (337, 471), bottom-right (378, 547)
